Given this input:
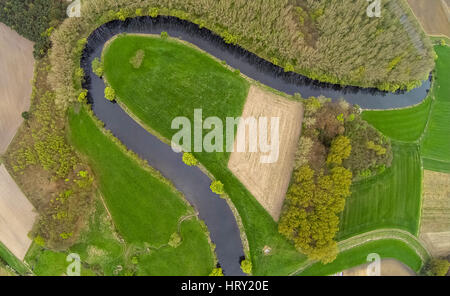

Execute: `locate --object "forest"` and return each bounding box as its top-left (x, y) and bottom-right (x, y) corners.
top-left (0, 0), bottom-right (66, 58)
top-left (75, 0), bottom-right (434, 91)
top-left (279, 97), bottom-right (392, 263)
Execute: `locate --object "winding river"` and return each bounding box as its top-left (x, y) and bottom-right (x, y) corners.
top-left (81, 16), bottom-right (431, 276)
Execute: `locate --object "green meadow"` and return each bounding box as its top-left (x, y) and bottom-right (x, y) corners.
top-left (103, 34), bottom-right (307, 275)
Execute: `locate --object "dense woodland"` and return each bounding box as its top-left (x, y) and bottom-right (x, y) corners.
top-left (0, 0), bottom-right (66, 58)
top-left (279, 97), bottom-right (392, 263)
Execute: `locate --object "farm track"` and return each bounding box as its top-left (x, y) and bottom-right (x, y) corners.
top-left (290, 228), bottom-right (430, 275)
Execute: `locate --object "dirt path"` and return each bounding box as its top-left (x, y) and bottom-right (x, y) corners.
top-left (228, 86), bottom-right (303, 220)
top-left (0, 22), bottom-right (34, 153)
top-left (0, 164), bottom-right (37, 260)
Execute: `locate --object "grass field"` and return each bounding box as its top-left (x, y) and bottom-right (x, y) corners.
top-left (337, 142), bottom-right (422, 240)
top-left (298, 239), bottom-right (423, 275)
top-left (66, 107), bottom-right (215, 275)
top-left (103, 34), bottom-right (307, 275)
top-left (361, 97), bottom-right (432, 142)
top-left (363, 45), bottom-right (450, 172)
top-left (421, 45), bottom-right (450, 171)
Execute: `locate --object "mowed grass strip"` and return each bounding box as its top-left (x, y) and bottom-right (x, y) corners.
top-left (361, 96), bottom-right (432, 142)
top-left (421, 45), bottom-right (450, 169)
top-left (337, 142), bottom-right (422, 240)
top-left (298, 239), bottom-right (422, 275)
top-left (103, 35), bottom-right (307, 275)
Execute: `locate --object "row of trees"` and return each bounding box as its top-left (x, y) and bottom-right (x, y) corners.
top-left (280, 97), bottom-right (393, 263)
top-left (0, 0), bottom-right (66, 58)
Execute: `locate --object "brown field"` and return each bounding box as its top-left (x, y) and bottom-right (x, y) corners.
top-left (228, 86), bottom-right (303, 221)
top-left (341, 259), bottom-right (415, 276)
top-left (419, 170), bottom-right (450, 257)
top-left (0, 22), bottom-right (34, 153)
top-left (0, 164), bottom-right (37, 260)
top-left (407, 0), bottom-right (450, 38)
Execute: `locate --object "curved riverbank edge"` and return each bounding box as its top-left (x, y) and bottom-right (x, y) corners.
top-left (82, 34), bottom-right (247, 275)
top-left (113, 97), bottom-right (251, 260)
top-left (291, 228), bottom-right (430, 275)
top-left (71, 106), bottom-right (218, 266)
top-left (85, 16), bottom-right (431, 110)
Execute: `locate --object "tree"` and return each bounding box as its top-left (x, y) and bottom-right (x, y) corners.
top-left (210, 180), bottom-right (224, 195)
top-left (92, 58), bottom-right (104, 77)
top-left (21, 111), bottom-right (30, 120)
top-left (77, 89), bottom-right (88, 104)
top-left (422, 258), bottom-right (450, 276)
top-left (327, 135), bottom-right (351, 165)
top-left (278, 164), bottom-right (352, 264)
top-left (182, 152), bottom-right (198, 166)
top-left (104, 87), bottom-right (116, 101)
top-left (161, 31), bottom-right (169, 39)
top-left (209, 268), bottom-right (224, 276)
top-left (240, 259), bottom-right (252, 274)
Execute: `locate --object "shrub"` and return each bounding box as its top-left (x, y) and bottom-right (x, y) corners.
top-left (209, 268), bottom-right (224, 276)
top-left (284, 63), bottom-right (295, 72)
top-left (77, 89), bottom-right (88, 104)
top-left (367, 141), bottom-right (387, 156)
top-left (210, 180), bottom-right (224, 195)
top-left (92, 58), bottom-right (104, 77)
top-left (182, 153), bottom-right (198, 166)
top-left (149, 7), bottom-right (158, 18)
top-left (161, 31), bottom-right (169, 39)
top-left (21, 111), bottom-right (30, 120)
top-left (34, 235), bottom-right (45, 247)
top-left (104, 87), bottom-right (116, 101)
top-left (135, 8), bottom-right (143, 16)
top-left (240, 259), bottom-right (252, 274)
top-left (131, 256), bottom-right (139, 265)
top-left (422, 258), bottom-right (450, 276)
top-left (440, 39), bottom-right (446, 46)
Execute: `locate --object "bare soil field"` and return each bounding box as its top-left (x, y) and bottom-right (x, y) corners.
top-left (342, 259), bottom-right (415, 276)
top-left (0, 164), bottom-right (37, 260)
top-left (419, 170), bottom-right (450, 256)
top-left (228, 86), bottom-right (303, 221)
top-left (407, 0), bottom-right (450, 38)
top-left (0, 22), bottom-right (34, 153)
